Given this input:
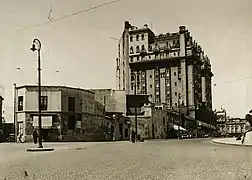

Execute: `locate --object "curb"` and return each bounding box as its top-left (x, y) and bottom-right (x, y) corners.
top-left (212, 140), bottom-right (252, 147)
top-left (26, 148), bottom-right (54, 152)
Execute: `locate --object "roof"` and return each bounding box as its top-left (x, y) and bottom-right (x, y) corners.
top-left (16, 85), bottom-right (94, 93)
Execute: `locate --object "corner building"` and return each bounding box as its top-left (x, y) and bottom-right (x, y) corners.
top-left (116, 21), bottom-right (213, 132)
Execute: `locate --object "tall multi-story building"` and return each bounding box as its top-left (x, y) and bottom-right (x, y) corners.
top-left (116, 21), bottom-right (214, 133)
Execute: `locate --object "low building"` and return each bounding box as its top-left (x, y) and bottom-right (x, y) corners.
top-left (15, 85), bottom-right (106, 142)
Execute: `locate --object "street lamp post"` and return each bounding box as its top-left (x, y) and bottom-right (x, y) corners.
top-left (134, 73), bottom-right (138, 141)
top-left (30, 38), bottom-right (43, 148)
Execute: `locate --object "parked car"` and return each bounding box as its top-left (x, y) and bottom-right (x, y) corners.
top-left (204, 134), bottom-right (210, 138)
top-left (181, 134), bottom-right (191, 139)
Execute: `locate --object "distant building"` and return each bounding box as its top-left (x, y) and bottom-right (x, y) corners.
top-left (116, 21), bottom-right (214, 135)
top-left (216, 109), bottom-right (227, 136)
top-left (15, 85), bottom-right (106, 142)
top-left (226, 117), bottom-right (247, 137)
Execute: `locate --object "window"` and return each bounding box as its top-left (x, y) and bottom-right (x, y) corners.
top-left (68, 97), bottom-right (75, 111)
top-left (149, 56), bottom-right (151, 59)
top-left (175, 103), bottom-right (177, 107)
top-left (150, 84), bottom-right (152, 88)
top-left (148, 45), bottom-right (152, 51)
top-left (137, 56), bottom-right (139, 61)
top-left (41, 96), bottom-right (48, 110)
top-left (137, 84), bottom-right (140, 90)
top-left (150, 75), bottom-right (152, 78)
top-left (174, 72), bottom-right (176, 76)
top-left (68, 115), bottom-right (76, 130)
top-left (130, 36), bottom-right (133, 42)
top-left (130, 57), bottom-right (133, 62)
top-left (175, 82), bottom-right (177, 86)
top-left (175, 92), bottom-right (177, 96)
top-left (130, 46), bottom-right (134, 54)
top-left (141, 34), bottom-right (144, 40)
top-left (136, 46), bottom-right (140, 53)
top-left (150, 94), bottom-right (152, 98)
top-left (131, 83), bottom-right (134, 90)
top-left (18, 96), bottom-right (23, 111)
top-left (136, 35), bottom-right (139, 41)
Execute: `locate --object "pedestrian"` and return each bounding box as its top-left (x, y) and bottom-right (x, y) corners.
top-left (33, 129), bottom-right (38, 144)
top-left (131, 130), bottom-right (135, 143)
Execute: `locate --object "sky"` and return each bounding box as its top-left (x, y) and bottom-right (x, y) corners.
top-left (0, 0), bottom-right (251, 122)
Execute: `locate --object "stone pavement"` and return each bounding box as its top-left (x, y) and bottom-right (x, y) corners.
top-left (1, 139), bottom-right (252, 179)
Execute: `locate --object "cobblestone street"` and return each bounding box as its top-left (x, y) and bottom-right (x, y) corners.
top-left (1, 139), bottom-right (252, 180)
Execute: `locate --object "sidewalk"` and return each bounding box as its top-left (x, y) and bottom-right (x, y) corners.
top-left (212, 138), bottom-right (252, 147)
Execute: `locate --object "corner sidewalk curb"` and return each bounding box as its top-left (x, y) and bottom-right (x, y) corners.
top-left (26, 148), bottom-right (54, 152)
top-left (212, 139), bottom-right (252, 147)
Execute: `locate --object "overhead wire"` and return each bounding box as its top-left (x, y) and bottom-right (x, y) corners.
top-left (16, 0), bottom-right (123, 32)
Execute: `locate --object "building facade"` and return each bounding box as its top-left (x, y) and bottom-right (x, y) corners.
top-left (15, 85), bottom-right (107, 142)
top-left (116, 21), bottom-right (214, 133)
top-left (91, 89), bottom-right (130, 140)
top-left (216, 109), bottom-right (227, 136)
top-left (226, 118), bottom-right (247, 137)
top-left (128, 103), bottom-right (168, 140)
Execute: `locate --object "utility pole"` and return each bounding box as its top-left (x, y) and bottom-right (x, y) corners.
top-left (13, 83), bottom-right (17, 142)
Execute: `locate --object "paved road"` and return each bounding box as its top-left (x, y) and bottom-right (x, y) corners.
top-left (0, 139), bottom-right (252, 180)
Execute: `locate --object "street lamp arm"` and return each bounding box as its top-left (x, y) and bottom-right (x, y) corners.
top-left (31, 38), bottom-right (42, 52)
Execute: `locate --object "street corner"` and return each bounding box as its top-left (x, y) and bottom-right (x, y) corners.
top-left (211, 138), bottom-right (252, 147)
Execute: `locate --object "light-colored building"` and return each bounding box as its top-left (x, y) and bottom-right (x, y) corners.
top-left (116, 21), bottom-right (214, 133)
top-left (91, 89), bottom-right (126, 114)
top-left (15, 85), bottom-right (106, 142)
top-left (226, 118), bottom-right (247, 137)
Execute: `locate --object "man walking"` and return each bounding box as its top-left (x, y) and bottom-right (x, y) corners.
top-left (131, 130), bottom-right (135, 143)
top-left (33, 129), bottom-right (38, 144)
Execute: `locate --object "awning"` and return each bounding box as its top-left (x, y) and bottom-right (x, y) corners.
top-left (169, 123), bottom-right (187, 131)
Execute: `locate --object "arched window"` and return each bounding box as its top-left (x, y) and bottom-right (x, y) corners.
top-left (141, 45), bottom-right (145, 51)
top-left (130, 36), bottom-right (133, 42)
top-left (136, 35), bottom-right (139, 41)
top-left (141, 34), bottom-right (145, 40)
top-left (136, 46), bottom-right (140, 53)
top-left (130, 46), bottom-right (134, 54)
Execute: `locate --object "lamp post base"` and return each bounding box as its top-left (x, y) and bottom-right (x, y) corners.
top-left (26, 147), bottom-right (54, 152)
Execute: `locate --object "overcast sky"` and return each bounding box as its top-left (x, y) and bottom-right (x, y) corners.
top-left (0, 0), bottom-right (251, 122)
